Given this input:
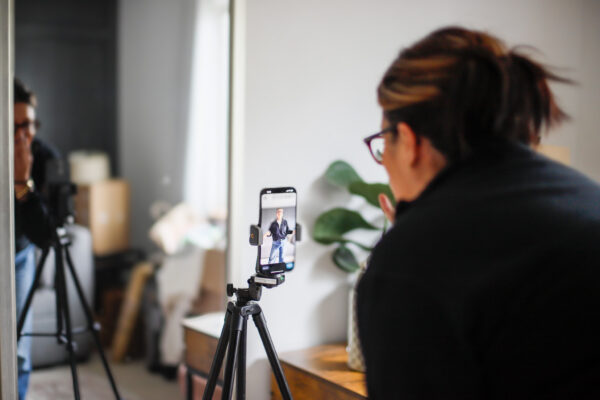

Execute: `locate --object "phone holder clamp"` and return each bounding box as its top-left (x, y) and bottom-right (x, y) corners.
top-left (249, 223), bottom-right (302, 246)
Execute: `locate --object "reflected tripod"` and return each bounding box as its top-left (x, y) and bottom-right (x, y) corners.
top-left (202, 274), bottom-right (292, 400)
top-left (17, 224), bottom-right (122, 400)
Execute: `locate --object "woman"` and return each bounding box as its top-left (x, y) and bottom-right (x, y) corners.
top-left (14, 79), bottom-right (56, 400)
top-left (357, 27), bottom-right (600, 399)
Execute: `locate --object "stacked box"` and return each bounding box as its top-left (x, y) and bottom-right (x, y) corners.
top-left (74, 179), bottom-right (130, 255)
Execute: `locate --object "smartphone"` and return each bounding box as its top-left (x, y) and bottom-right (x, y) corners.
top-left (256, 187), bottom-right (297, 275)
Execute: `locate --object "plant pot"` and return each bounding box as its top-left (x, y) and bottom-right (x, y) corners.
top-left (346, 262), bottom-right (367, 372)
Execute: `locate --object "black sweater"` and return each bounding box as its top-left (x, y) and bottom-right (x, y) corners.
top-left (15, 138), bottom-right (58, 252)
top-left (357, 141), bottom-right (600, 399)
top-left (268, 219), bottom-right (293, 241)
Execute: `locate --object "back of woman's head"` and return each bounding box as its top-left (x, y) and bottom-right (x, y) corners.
top-left (378, 26), bottom-right (570, 162)
top-left (14, 78), bottom-right (37, 107)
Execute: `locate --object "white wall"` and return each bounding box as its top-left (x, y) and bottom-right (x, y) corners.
top-left (118, 0), bottom-right (197, 251)
top-left (230, 0), bottom-right (600, 398)
top-left (576, 0), bottom-right (600, 182)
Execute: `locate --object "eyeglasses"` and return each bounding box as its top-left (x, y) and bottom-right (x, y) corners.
top-left (14, 120), bottom-right (40, 132)
top-left (363, 126), bottom-right (396, 164)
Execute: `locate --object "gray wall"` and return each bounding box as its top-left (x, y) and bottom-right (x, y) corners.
top-left (230, 0), bottom-right (600, 398)
top-left (117, 0), bottom-right (196, 251)
top-left (15, 0), bottom-right (118, 174)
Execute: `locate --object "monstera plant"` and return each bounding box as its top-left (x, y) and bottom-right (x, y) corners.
top-left (312, 160), bottom-right (394, 272)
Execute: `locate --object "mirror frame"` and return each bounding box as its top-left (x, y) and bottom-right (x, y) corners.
top-left (0, 0), bottom-right (18, 397)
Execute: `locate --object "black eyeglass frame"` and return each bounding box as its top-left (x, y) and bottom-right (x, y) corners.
top-left (363, 126), bottom-right (396, 164)
top-left (14, 119), bottom-right (41, 132)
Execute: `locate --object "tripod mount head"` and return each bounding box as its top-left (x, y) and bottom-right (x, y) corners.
top-left (227, 273), bottom-right (285, 304)
top-left (44, 159), bottom-right (77, 227)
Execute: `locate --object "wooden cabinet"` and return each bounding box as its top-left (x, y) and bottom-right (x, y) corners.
top-left (272, 344), bottom-right (367, 400)
top-left (182, 313), bottom-right (226, 400)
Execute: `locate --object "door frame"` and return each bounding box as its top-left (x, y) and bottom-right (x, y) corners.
top-left (0, 0), bottom-right (18, 398)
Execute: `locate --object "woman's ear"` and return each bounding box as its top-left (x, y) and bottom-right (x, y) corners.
top-left (397, 122), bottom-right (420, 166)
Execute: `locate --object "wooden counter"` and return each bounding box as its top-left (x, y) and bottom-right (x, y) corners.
top-left (271, 344), bottom-right (367, 400)
top-left (182, 313), bottom-right (226, 400)
top-left (183, 313), bottom-right (225, 380)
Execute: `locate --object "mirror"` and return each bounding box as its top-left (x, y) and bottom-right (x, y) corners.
top-left (14, 0), bottom-right (230, 398)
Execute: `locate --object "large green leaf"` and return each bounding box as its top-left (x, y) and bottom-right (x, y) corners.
top-left (312, 208), bottom-right (377, 245)
top-left (349, 181), bottom-right (395, 208)
top-left (325, 160), bottom-right (363, 188)
top-left (332, 244), bottom-right (360, 273)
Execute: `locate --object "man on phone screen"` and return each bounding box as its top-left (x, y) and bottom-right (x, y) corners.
top-left (264, 208), bottom-right (294, 263)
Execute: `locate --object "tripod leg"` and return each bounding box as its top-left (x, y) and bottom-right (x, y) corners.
top-left (55, 245), bottom-right (81, 400)
top-left (222, 313), bottom-right (244, 400)
top-left (63, 246), bottom-right (123, 400)
top-left (186, 368), bottom-right (193, 400)
top-left (252, 311), bottom-right (292, 400)
top-left (17, 247), bottom-right (50, 342)
top-left (202, 305), bottom-right (233, 400)
top-left (236, 317), bottom-right (247, 400)
top-left (55, 251), bottom-right (64, 344)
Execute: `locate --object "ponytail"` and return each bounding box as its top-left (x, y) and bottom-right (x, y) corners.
top-left (506, 51), bottom-right (571, 144)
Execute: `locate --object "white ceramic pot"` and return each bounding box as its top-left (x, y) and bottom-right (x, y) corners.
top-left (346, 262), bottom-right (367, 372)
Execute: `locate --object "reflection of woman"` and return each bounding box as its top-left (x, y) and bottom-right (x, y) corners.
top-left (14, 79), bottom-right (56, 400)
top-left (357, 27), bottom-right (600, 398)
top-left (264, 208), bottom-right (294, 263)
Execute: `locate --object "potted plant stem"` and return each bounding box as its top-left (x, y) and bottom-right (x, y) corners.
top-left (312, 160), bottom-right (394, 371)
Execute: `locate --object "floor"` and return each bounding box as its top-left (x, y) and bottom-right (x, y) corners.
top-left (28, 353), bottom-right (181, 400)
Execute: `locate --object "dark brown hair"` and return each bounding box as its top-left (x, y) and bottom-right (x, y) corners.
top-left (14, 78), bottom-right (37, 107)
top-left (378, 27), bottom-right (570, 162)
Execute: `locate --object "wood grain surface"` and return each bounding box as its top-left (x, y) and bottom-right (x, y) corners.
top-left (271, 344), bottom-right (367, 400)
top-left (185, 328), bottom-right (225, 381)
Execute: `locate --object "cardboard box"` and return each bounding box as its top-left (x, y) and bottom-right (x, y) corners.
top-left (74, 179), bottom-right (131, 255)
top-left (536, 144), bottom-right (571, 166)
top-left (191, 249), bottom-right (226, 315)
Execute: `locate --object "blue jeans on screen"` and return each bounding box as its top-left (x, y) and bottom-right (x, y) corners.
top-left (269, 239), bottom-right (285, 263)
top-left (15, 244), bottom-right (35, 400)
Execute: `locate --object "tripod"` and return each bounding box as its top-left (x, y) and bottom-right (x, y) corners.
top-left (202, 275), bottom-right (292, 400)
top-left (17, 224), bottom-right (122, 400)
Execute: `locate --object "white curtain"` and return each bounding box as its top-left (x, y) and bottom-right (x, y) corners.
top-left (183, 0), bottom-right (230, 220)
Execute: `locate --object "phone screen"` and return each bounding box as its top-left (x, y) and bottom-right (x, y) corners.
top-left (258, 187), bottom-right (297, 274)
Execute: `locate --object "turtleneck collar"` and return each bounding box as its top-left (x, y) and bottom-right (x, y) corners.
top-left (393, 139), bottom-right (530, 221)
top-left (393, 162), bottom-right (458, 220)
